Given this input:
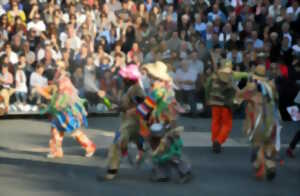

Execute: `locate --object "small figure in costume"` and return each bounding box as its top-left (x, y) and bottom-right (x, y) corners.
top-left (150, 124), bottom-right (192, 183)
top-left (105, 64), bottom-right (146, 180)
top-left (138, 62), bottom-right (190, 183)
top-left (36, 61), bottom-right (102, 158)
top-left (236, 65), bottom-right (281, 181)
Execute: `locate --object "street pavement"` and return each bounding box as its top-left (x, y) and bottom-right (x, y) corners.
top-left (0, 116), bottom-right (299, 196)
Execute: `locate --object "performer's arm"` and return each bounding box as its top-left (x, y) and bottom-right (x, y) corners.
top-left (232, 71), bottom-right (249, 81)
top-left (36, 85), bottom-right (57, 100)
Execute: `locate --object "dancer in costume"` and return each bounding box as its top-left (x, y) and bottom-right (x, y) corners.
top-left (205, 61), bottom-right (248, 153)
top-left (36, 61), bottom-right (102, 158)
top-left (150, 124), bottom-right (192, 183)
top-left (236, 65), bottom-right (281, 181)
top-left (105, 64), bottom-right (146, 180)
top-left (138, 62), bottom-right (191, 182)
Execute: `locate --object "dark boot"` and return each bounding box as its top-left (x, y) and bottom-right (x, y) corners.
top-left (213, 141), bottom-right (221, 154)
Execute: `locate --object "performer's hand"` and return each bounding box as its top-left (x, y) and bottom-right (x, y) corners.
top-left (97, 90), bottom-right (106, 98)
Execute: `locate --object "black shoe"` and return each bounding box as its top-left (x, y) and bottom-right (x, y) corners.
top-left (266, 168), bottom-right (276, 181)
top-left (213, 141), bottom-right (221, 154)
top-left (178, 172), bottom-right (192, 184)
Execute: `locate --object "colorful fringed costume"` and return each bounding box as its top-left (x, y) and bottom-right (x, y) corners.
top-left (236, 66), bottom-right (281, 181)
top-left (136, 82), bottom-right (178, 138)
top-left (40, 72), bottom-right (96, 158)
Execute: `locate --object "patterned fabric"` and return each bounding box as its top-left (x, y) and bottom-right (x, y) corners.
top-left (238, 80), bottom-right (280, 143)
top-left (51, 103), bottom-right (88, 133)
top-left (48, 128), bottom-right (95, 158)
top-left (206, 72), bottom-right (236, 107)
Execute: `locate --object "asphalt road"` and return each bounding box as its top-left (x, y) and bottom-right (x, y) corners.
top-left (0, 117), bottom-right (299, 196)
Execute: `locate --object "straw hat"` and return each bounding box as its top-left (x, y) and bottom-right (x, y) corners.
top-left (252, 65), bottom-right (266, 81)
top-left (219, 60), bottom-right (233, 74)
top-left (218, 60), bottom-right (233, 82)
top-left (143, 61), bottom-right (172, 81)
top-left (119, 64), bottom-right (141, 81)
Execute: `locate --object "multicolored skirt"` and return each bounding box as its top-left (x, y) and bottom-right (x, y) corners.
top-left (51, 103), bottom-right (88, 133)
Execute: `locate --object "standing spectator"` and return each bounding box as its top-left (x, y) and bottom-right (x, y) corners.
top-left (27, 12), bottom-right (46, 35)
top-left (15, 59), bottom-right (28, 110)
top-left (175, 60), bottom-right (197, 116)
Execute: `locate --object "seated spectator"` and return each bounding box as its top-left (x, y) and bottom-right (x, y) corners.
top-left (7, 0), bottom-right (26, 25)
top-left (189, 51), bottom-right (204, 75)
top-left (127, 42), bottom-right (143, 64)
top-left (1, 42), bottom-right (19, 65)
top-left (0, 63), bottom-right (14, 113)
top-left (29, 63), bottom-right (48, 105)
top-left (27, 12), bottom-right (46, 36)
top-left (175, 60), bottom-right (198, 115)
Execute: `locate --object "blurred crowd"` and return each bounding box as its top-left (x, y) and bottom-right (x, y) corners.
top-left (0, 0), bottom-right (299, 118)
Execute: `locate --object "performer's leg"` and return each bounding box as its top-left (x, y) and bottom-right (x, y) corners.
top-left (72, 129), bottom-right (96, 157)
top-left (211, 106), bottom-right (221, 142)
top-left (106, 143), bottom-right (122, 180)
top-left (264, 142), bottom-right (277, 181)
top-left (211, 106), bottom-right (222, 153)
top-left (217, 107), bottom-right (233, 144)
top-left (105, 128), bottom-right (130, 180)
top-left (287, 130), bottom-right (300, 158)
top-left (253, 145), bottom-right (265, 180)
top-left (48, 127), bottom-right (64, 158)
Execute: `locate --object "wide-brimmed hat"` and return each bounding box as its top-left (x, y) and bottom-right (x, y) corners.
top-left (218, 60), bottom-right (233, 82)
top-left (219, 60), bottom-right (233, 74)
top-left (119, 64), bottom-right (141, 81)
top-left (143, 61), bottom-right (172, 81)
top-left (252, 65), bottom-right (266, 81)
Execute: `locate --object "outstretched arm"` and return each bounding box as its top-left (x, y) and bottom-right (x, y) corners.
top-left (36, 85), bottom-right (57, 100)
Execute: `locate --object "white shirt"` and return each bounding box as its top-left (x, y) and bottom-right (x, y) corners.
top-left (0, 6), bottom-right (5, 16)
top-left (59, 33), bottom-right (81, 51)
top-left (37, 48), bottom-right (62, 61)
top-left (27, 20), bottom-right (46, 33)
top-left (15, 69), bottom-right (27, 92)
top-left (30, 72), bottom-right (48, 88)
top-left (8, 51), bottom-right (19, 64)
top-left (292, 44), bottom-right (300, 56)
top-left (175, 68), bottom-right (197, 91)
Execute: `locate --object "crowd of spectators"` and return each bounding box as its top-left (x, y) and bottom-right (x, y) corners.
top-left (0, 0), bottom-right (299, 118)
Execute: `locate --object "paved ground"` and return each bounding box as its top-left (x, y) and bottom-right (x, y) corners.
top-left (0, 116), bottom-right (299, 196)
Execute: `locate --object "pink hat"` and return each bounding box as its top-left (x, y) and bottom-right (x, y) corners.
top-left (119, 64), bottom-right (141, 81)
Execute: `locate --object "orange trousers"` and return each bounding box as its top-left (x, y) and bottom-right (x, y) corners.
top-left (211, 106), bottom-right (233, 144)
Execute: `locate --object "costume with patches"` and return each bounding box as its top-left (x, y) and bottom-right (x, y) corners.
top-left (38, 62), bottom-right (96, 158)
top-left (139, 62), bottom-right (191, 182)
top-left (206, 61), bottom-right (248, 153)
top-left (236, 65), bottom-right (281, 181)
top-left (106, 64), bottom-right (146, 179)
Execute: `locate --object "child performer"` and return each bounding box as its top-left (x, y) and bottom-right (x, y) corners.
top-left (36, 61), bottom-right (104, 158)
